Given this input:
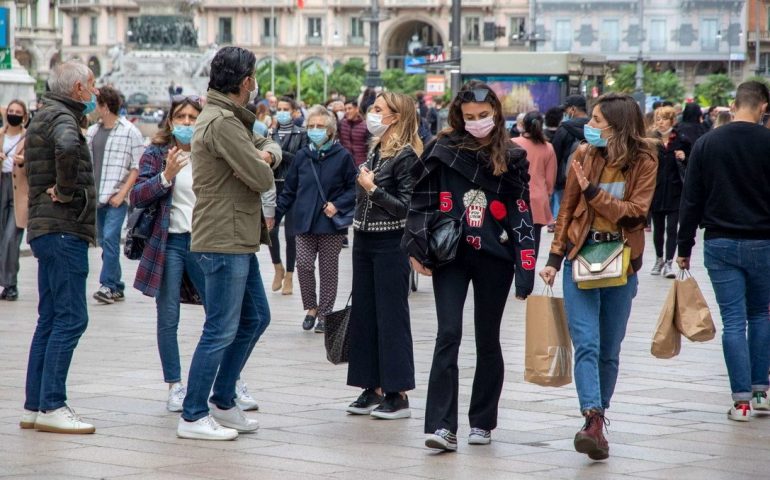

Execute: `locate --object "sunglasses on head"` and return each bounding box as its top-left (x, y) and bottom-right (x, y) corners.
top-left (172, 94), bottom-right (202, 104)
top-left (458, 88), bottom-right (493, 103)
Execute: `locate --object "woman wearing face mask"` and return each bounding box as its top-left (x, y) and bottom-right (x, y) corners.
top-left (0, 100), bottom-right (29, 301)
top-left (345, 92), bottom-right (422, 420)
top-left (649, 106), bottom-right (690, 279)
top-left (404, 81), bottom-right (535, 451)
top-left (539, 93), bottom-right (657, 461)
top-left (130, 96), bottom-right (207, 413)
top-left (269, 96), bottom-right (308, 295)
top-left (275, 106), bottom-right (357, 333)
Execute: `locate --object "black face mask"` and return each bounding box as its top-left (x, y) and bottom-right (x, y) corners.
top-left (6, 114), bottom-right (23, 127)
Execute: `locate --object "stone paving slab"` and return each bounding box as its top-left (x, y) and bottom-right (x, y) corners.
top-left (2, 231), bottom-right (770, 479)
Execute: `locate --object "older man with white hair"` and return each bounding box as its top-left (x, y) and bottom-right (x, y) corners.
top-left (20, 61), bottom-right (99, 434)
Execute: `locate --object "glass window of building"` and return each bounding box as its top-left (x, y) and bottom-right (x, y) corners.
top-left (350, 17), bottom-right (364, 45)
top-left (649, 19), bottom-right (666, 52)
top-left (307, 17), bottom-right (322, 44)
top-left (600, 19), bottom-right (620, 52)
top-left (464, 16), bottom-right (481, 45)
top-left (701, 18), bottom-right (718, 51)
top-left (218, 17), bottom-right (233, 44)
top-left (554, 19), bottom-right (572, 51)
top-left (510, 17), bottom-right (526, 44)
top-left (89, 16), bottom-right (97, 46)
top-left (71, 17), bottom-right (79, 46)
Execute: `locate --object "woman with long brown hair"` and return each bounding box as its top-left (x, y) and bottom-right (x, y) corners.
top-left (404, 81), bottom-right (535, 450)
top-left (345, 92), bottom-right (423, 420)
top-left (539, 93), bottom-right (657, 461)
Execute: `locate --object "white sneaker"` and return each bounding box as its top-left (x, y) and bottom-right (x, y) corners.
top-left (209, 404), bottom-right (259, 433)
top-left (167, 382), bottom-right (185, 412)
top-left (728, 403), bottom-right (751, 422)
top-left (20, 410), bottom-right (37, 429)
top-left (468, 427), bottom-right (492, 445)
top-left (235, 380), bottom-right (259, 411)
top-left (177, 415), bottom-right (238, 441)
top-left (662, 260), bottom-right (676, 279)
top-left (752, 392), bottom-right (770, 412)
top-left (34, 405), bottom-right (95, 434)
top-left (650, 257), bottom-right (664, 276)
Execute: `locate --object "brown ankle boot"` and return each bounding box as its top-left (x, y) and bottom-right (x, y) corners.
top-left (574, 409), bottom-right (609, 460)
top-left (282, 271), bottom-right (294, 295)
top-left (272, 264), bottom-right (285, 292)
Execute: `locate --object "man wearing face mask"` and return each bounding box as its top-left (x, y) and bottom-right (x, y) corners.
top-left (86, 86), bottom-right (144, 305)
top-left (21, 61), bottom-right (99, 434)
top-left (178, 46), bottom-right (275, 441)
top-left (551, 95), bottom-right (589, 223)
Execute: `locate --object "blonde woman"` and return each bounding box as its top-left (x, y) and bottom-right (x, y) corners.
top-left (346, 92), bottom-right (423, 419)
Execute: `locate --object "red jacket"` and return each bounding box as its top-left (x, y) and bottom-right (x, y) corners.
top-left (339, 115), bottom-right (369, 166)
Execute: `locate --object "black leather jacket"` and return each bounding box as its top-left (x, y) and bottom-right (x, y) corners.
top-left (272, 126), bottom-right (308, 181)
top-left (353, 144), bottom-right (418, 232)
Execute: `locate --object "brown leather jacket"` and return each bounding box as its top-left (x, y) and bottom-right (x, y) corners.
top-left (547, 143), bottom-right (657, 275)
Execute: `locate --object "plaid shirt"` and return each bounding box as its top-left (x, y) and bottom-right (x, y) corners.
top-left (87, 117), bottom-right (144, 205)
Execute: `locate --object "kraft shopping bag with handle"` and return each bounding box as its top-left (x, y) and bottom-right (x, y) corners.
top-left (674, 269), bottom-right (715, 342)
top-left (525, 287), bottom-right (572, 387)
top-left (651, 280), bottom-right (681, 359)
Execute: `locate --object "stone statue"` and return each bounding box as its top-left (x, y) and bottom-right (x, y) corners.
top-left (108, 43), bottom-right (125, 72)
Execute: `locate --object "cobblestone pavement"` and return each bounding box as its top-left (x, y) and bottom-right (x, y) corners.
top-left (1, 231), bottom-right (769, 480)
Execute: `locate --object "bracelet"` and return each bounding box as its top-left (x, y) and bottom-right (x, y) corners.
top-left (367, 185), bottom-right (378, 195)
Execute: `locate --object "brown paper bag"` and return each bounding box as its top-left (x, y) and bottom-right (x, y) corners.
top-left (525, 291), bottom-right (572, 387)
top-left (674, 271), bottom-right (716, 342)
top-left (651, 282), bottom-right (681, 359)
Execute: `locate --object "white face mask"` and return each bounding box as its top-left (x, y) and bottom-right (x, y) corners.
top-left (336, 111), bottom-right (345, 122)
top-left (247, 79), bottom-right (258, 104)
top-left (366, 112), bottom-right (391, 137)
top-left (465, 116), bottom-right (496, 138)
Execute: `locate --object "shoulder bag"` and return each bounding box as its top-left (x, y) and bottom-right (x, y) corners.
top-left (308, 158), bottom-right (354, 230)
top-left (427, 189), bottom-right (481, 267)
top-left (572, 240), bottom-right (630, 290)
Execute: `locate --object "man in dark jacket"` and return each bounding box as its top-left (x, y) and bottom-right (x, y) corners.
top-left (22, 61), bottom-right (98, 434)
top-left (339, 100), bottom-right (369, 167)
top-left (550, 95), bottom-right (589, 223)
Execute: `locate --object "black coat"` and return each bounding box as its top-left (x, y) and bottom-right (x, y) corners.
top-left (25, 93), bottom-right (96, 245)
top-left (272, 126), bottom-right (308, 181)
top-left (652, 127), bottom-right (691, 213)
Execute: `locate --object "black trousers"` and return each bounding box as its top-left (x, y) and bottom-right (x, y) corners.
top-left (347, 230), bottom-right (415, 393)
top-left (269, 181), bottom-right (296, 272)
top-left (533, 223), bottom-right (544, 261)
top-left (424, 244), bottom-right (515, 434)
top-left (652, 211), bottom-right (679, 260)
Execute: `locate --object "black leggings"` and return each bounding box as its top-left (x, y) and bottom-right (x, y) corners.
top-left (652, 211), bottom-right (679, 261)
top-left (269, 181), bottom-right (296, 272)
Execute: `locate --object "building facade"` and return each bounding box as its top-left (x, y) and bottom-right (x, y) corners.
top-left (13, 0), bottom-right (62, 80)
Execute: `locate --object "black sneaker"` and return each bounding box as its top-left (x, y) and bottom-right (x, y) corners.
top-left (302, 314), bottom-right (316, 331)
top-left (3, 286), bottom-right (18, 301)
top-left (346, 389), bottom-right (384, 415)
top-left (314, 319), bottom-right (325, 333)
top-left (425, 428), bottom-right (457, 451)
top-left (93, 286), bottom-right (114, 304)
top-left (370, 393), bottom-right (411, 419)
top-left (112, 290), bottom-right (125, 302)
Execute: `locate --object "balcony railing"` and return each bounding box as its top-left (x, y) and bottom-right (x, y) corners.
top-left (307, 36), bottom-right (322, 45)
top-left (748, 31), bottom-right (770, 43)
top-left (348, 35), bottom-right (365, 46)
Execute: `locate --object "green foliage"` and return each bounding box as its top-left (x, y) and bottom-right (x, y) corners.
top-left (382, 69), bottom-right (426, 95)
top-left (694, 74), bottom-right (735, 107)
top-left (649, 71), bottom-right (685, 103)
top-left (606, 64), bottom-right (685, 103)
top-left (606, 64), bottom-right (652, 93)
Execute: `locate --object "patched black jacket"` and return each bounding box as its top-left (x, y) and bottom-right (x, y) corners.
top-left (25, 93), bottom-right (96, 245)
top-left (353, 144), bottom-right (417, 233)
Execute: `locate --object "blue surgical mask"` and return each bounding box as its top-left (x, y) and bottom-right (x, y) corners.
top-left (562, 113), bottom-right (571, 122)
top-left (584, 124), bottom-right (608, 147)
top-left (83, 93), bottom-right (97, 115)
top-left (276, 111), bottom-right (292, 125)
top-left (307, 128), bottom-right (328, 147)
top-left (172, 125), bottom-right (194, 145)
top-left (252, 120), bottom-right (268, 137)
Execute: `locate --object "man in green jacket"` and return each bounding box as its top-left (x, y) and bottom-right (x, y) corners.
top-left (177, 47), bottom-right (275, 441)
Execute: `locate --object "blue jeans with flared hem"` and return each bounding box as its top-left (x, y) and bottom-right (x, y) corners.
top-left (96, 203), bottom-right (128, 292)
top-left (182, 253), bottom-right (270, 422)
top-left (704, 238), bottom-right (770, 402)
top-left (25, 233), bottom-right (89, 412)
top-left (563, 260), bottom-right (638, 413)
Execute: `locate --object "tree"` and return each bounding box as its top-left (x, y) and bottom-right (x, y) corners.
top-left (605, 64), bottom-right (684, 103)
top-left (649, 71), bottom-right (685, 103)
top-left (694, 74), bottom-right (735, 107)
top-left (382, 68), bottom-right (425, 95)
top-left (606, 64), bottom-right (653, 93)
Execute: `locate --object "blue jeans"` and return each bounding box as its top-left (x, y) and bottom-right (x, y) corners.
top-left (156, 233), bottom-right (206, 384)
top-left (96, 203), bottom-right (128, 292)
top-left (182, 253), bottom-right (271, 421)
top-left (551, 189), bottom-right (564, 220)
top-left (563, 260), bottom-right (638, 413)
top-left (704, 238), bottom-right (770, 401)
top-left (25, 233), bottom-right (89, 412)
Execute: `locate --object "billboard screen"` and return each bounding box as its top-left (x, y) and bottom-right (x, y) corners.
top-left (0, 8), bottom-right (8, 49)
top-left (462, 75), bottom-right (567, 121)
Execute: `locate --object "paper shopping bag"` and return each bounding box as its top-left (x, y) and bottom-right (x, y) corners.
top-left (525, 291), bottom-right (572, 387)
top-left (651, 281), bottom-right (681, 359)
top-left (674, 271), bottom-right (715, 342)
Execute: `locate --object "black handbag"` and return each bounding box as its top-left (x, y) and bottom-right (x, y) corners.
top-left (124, 204), bottom-right (160, 260)
top-left (427, 190), bottom-right (481, 267)
top-left (324, 294), bottom-right (351, 365)
top-left (179, 270), bottom-right (203, 305)
top-left (308, 158), bottom-right (354, 230)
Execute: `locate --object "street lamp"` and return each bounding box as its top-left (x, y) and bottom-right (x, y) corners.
top-left (323, 26), bottom-right (340, 101)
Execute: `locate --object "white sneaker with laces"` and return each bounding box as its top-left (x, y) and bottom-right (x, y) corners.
top-left (468, 427), bottom-right (492, 445)
top-left (751, 392), bottom-right (770, 412)
top-left (20, 410), bottom-right (37, 429)
top-left (177, 415), bottom-right (238, 440)
top-left (662, 260), bottom-right (676, 279)
top-left (34, 405), bottom-right (95, 434)
top-left (728, 403), bottom-right (751, 422)
top-left (209, 403), bottom-right (259, 432)
top-left (235, 380), bottom-right (259, 411)
top-left (650, 257), bottom-right (664, 276)
top-left (167, 382), bottom-right (185, 412)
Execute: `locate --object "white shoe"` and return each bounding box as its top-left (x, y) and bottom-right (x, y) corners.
top-left (650, 257), bottom-right (664, 276)
top-left (728, 403), bottom-right (751, 422)
top-left (20, 410), bottom-right (37, 429)
top-left (751, 392), bottom-right (770, 412)
top-left (177, 415), bottom-right (238, 440)
top-left (209, 403), bottom-right (259, 433)
top-left (235, 380), bottom-right (259, 411)
top-left (662, 260), bottom-right (676, 279)
top-left (468, 427), bottom-right (492, 445)
top-left (167, 382), bottom-right (185, 413)
top-left (34, 405), bottom-right (95, 434)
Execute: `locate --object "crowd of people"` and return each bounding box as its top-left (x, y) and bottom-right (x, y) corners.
top-left (4, 48), bottom-right (770, 462)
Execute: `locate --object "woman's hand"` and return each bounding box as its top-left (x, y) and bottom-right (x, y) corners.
top-left (324, 202), bottom-right (338, 217)
top-left (357, 167), bottom-right (376, 191)
top-left (13, 154), bottom-right (24, 167)
top-left (265, 217), bottom-right (275, 231)
top-left (674, 150), bottom-right (685, 161)
top-left (539, 266), bottom-right (558, 287)
top-left (571, 161), bottom-right (590, 192)
top-left (410, 257), bottom-right (433, 277)
top-left (163, 146), bottom-right (188, 182)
